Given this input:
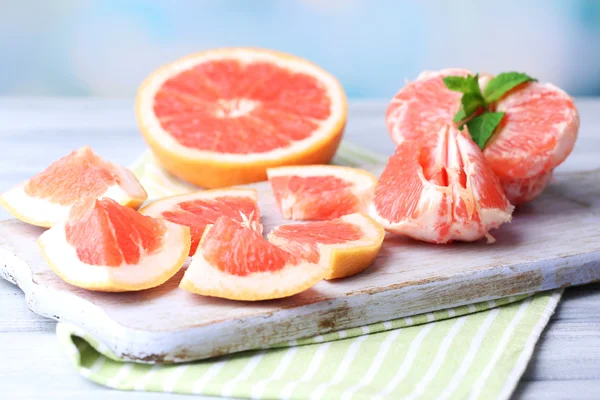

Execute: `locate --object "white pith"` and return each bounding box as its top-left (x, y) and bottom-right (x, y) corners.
top-left (181, 223), bottom-right (328, 299)
top-left (1, 182), bottom-right (141, 227)
top-left (38, 220), bottom-right (188, 289)
top-left (138, 48), bottom-right (346, 162)
top-left (267, 213), bottom-right (383, 266)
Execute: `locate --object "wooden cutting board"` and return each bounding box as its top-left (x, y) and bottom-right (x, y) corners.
top-left (1, 168), bottom-right (599, 364)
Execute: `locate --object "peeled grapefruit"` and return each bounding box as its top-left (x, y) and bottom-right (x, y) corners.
top-left (139, 188), bottom-right (262, 256)
top-left (180, 216), bottom-right (327, 301)
top-left (268, 213), bottom-right (384, 279)
top-left (386, 69), bottom-right (579, 204)
top-left (38, 197), bottom-right (190, 292)
top-left (267, 165), bottom-right (377, 221)
top-left (0, 146), bottom-right (147, 227)
top-left (136, 47), bottom-right (347, 189)
top-left (370, 125), bottom-right (514, 243)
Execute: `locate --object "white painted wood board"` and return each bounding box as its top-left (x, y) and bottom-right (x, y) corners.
top-left (1, 167), bottom-right (599, 363)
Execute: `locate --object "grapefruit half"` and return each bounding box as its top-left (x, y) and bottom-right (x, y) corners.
top-left (38, 197), bottom-right (190, 292)
top-left (267, 165), bottom-right (377, 220)
top-left (136, 47), bottom-right (347, 188)
top-left (386, 69), bottom-right (579, 204)
top-left (370, 125), bottom-right (514, 243)
top-left (180, 216), bottom-right (328, 301)
top-left (0, 146), bottom-right (147, 227)
top-left (268, 213), bottom-right (384, 279)
top-left (139, 188), bottom-right (262, 255)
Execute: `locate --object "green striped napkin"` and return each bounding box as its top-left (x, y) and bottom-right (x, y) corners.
top-left (57, 142), bottom-right (562, 399)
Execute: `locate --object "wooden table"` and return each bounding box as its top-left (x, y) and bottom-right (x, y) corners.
top-left (0, 98), bottom-right (598, 399)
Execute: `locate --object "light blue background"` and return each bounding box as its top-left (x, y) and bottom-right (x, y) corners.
top-left (1, 0), bottom-right (599, 98)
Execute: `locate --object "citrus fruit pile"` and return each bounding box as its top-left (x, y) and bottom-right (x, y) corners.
top-left (1, 145), bottom-right (383, 299)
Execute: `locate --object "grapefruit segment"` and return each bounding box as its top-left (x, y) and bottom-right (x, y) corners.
top-left (386, 69), bottom-right (579, 204)
top-left (268, 213), bottom-right (384, 279)
top-left (370, 125), bottom-right (513, 243)
top-left (267, 165), bottom-right (377, 221)
top-left (139, 189), bottom-right (262, 255)
top-left (180, 216), bottom-right (328, 301)
top-left (136, 48), bottom-right (347, 188)
top-left (38, 198), bottom-right (190, 292)
top-left (0, 146), bottom-right (147, 227)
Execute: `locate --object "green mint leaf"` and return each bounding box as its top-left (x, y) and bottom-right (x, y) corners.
top-left (443, 76), bottom-right (470, 92)
top-left (466, 112), bottom-right (505, 150)
top-left (453, 108), bottom-right (466, 123)
top-left (461, 92), bottom-right (485, 117)
top-left (483, 72), bottom-right (536, 103)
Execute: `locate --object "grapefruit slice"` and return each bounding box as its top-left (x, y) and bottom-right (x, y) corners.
top-left (268, 213), bottom-right (384, 279)
top-left (180, 216), bottom-right (327, 301)
top-left (386, 69), bottom-right (579, 204)
top-left (0, 146), bottom-right (147, 227)
top-left (136, 47), bottom-right (347, 188)
top-left (139, 188), bottom-right (262, 255)
top-left (38, 197), bottom-right (190, 292)
top-left (370, 125), bottom-right (514, 243)
top-left (267, 165), bottom-right (377, 221)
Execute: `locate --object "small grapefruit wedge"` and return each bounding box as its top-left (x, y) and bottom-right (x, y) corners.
top-left (0, 146), bottom-right (147, 227)
top-left (38, 197), bottom-right (190, 292)
top-left (139, 188), bottom-right (262, 255)
top-left (370, 126), bottom-right (514, 243)
top-left (136, 47), bottom-right (347, 188)
top-left (386, 69), bottom-right (579, 204)
top-left (268, 213), bottom-right (384, 279)
top-left (267, 165), bottom-right (377, 221)
top-left (180, 216), bottom-right (327, 301)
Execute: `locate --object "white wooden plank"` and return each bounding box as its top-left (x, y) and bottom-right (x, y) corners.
top-left (514, 380), bottom-right (600, 400)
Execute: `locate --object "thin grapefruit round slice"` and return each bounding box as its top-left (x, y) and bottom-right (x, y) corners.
top-left (136, 47), bottom-right (347, 188)
top-left (0, 146), bottom-right (147, 227)
top-left (370, 126), bottom-right (514, 243)
top-left (38, 197), bottom-right (190, 292)
top-left (180, 216), bottom-right (327, 301)
top-left (268, 213), bottom-right (384, 279)
top-left (386, 69), bottom-right (579, 204)
top-left (139, 188), bottom-right (262, 255)
top-left (267, 165), bottom-right (377, 221)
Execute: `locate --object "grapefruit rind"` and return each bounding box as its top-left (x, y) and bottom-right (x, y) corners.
top-left (268, 213), bottom-right (385, 280)
top-left (136, 47), bottom-right (348, 188)
top-left (139, 188), bottom-right (259, 215)
top-left (38, 220), bottom-right (190, 292)
top-left (266, 165), bottom-right (377, 220)
top-left (180, 225), bottom-right (328, 301)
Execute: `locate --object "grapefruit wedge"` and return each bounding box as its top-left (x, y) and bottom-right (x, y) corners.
top-left (0, 146), bottom-right (147, 227)
top-left (386, 69), bottom-right (579, 204)
top-left (370, 126), bottom-right (514, 243)
top-left (139, 188), bottom-right (262, 255)
top-left (267, 165), bottom-right (377, 221)
top-left (136, 47), bottom-right (347, 188)
top-left (180, 216), bottom-right (328, 301)
top-left (38, 197), bottom-right (190, 292)
top-left (268, 213), bottom-right (384, 279)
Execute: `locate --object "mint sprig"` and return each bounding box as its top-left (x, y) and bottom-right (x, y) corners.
top-left (442, 71), bottom-right (536, 149)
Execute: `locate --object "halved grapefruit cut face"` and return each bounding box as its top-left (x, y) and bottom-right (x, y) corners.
top-left (370, 125), bottom-right (514, 243)
top-left (267, 165), bottom-right (377, 221)
top-left (268, 213), bottom-right (384, 279)
top-left (38, 197), bottom-right (190, 292)
top-left (0, 146), bottom-right (147, 227)
top-left (136, 47), bottom-right (347, 188)
top-left (139, 188), bottom-right (262, 255)
top-left (386, 69), bottom-right (579, 204)
top-left (180, 216), bottom-right (328, 301)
